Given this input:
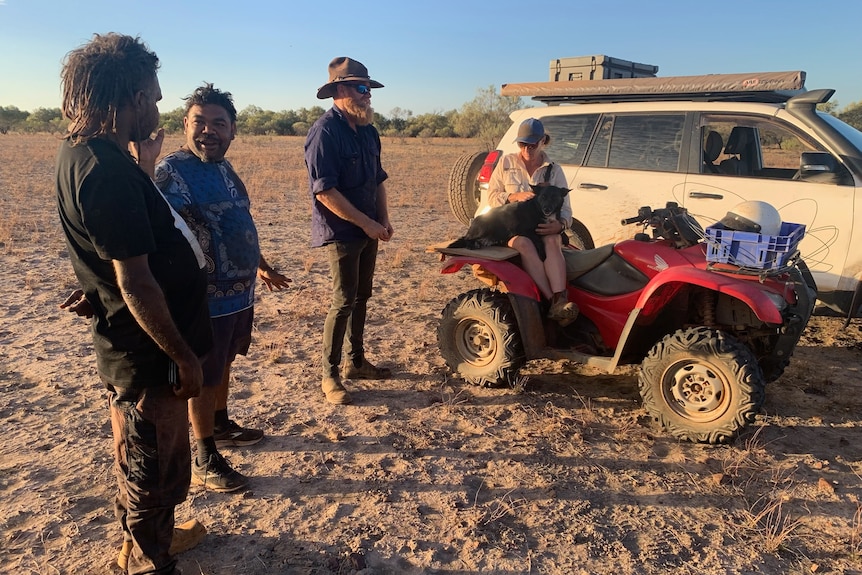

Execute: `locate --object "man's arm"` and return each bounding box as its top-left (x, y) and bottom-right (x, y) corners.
top-left (113, 255), bottom-right (202, 399)
top-left (316, 188), bottom-right (391, 241)
top-left (375, 181), bottom-right (394, 240)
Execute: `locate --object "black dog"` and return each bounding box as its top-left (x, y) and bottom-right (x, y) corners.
top-left (448, 184), bottom-right (570, 260)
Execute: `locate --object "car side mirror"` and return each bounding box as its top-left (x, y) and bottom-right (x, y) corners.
top-left (799, 151), bottom-right (836, 175)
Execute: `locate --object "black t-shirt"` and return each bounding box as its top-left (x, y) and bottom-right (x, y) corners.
top-left (56, 137), bottom-right (213, 389)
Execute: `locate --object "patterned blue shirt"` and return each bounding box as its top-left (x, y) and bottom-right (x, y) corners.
top-left (155, 149), bottom-right (260, 318)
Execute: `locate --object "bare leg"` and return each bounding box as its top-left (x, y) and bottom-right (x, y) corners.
top-left (542, 234), bottom-right (567, 293)
top-left (188, 386), bottom-right (216, 440)
top-left (215, 362), bottom-right (231, 412)
top-left (509, 235), bottom-right (553, 300)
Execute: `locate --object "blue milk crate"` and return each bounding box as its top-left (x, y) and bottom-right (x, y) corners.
top-left (705, 221), bottom-right (806, 270)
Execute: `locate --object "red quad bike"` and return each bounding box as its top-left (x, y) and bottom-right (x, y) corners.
top-left (435, 202), bottom-right (816, 444)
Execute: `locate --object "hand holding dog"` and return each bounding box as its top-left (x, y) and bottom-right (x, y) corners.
top-left (508, 191), bottom-right (535, 203)
top-left (536, 220), bottom-right (565, 236)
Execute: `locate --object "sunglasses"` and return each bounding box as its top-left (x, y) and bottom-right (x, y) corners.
top-left (518, 141), bottom-right (539, 150)
top-left (350, 84), bottom-right (371, 95)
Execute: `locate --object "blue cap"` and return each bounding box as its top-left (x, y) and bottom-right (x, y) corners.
top-left (516, 118), bottom-right (545, 145)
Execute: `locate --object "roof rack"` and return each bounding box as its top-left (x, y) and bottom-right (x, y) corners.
top-left (500, 71), bottom-right (807, 104)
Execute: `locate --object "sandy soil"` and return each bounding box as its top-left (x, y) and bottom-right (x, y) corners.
top-left (1, 134), bottom-right (861, 575)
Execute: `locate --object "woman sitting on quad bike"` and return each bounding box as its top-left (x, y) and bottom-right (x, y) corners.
top-left (476, 118), bottom-right (577, 323)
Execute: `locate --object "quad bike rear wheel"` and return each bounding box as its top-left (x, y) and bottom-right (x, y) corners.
top-left (638, 326), bottom-right (765, 444)
top-left (438, 288), bottom-right (525, 387)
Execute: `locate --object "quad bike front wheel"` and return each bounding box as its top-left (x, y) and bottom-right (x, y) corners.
top-left (438, 288), bottom-right (525, 387)
top-left (638, 327), bottom-right (765, 444)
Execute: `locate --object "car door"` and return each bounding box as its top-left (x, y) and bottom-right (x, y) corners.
top-left (683, 114), bottom-right (854, 295)
top-left (569, 113), bottom-right (689, 246)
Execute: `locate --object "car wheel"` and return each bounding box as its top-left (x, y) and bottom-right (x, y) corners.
top-left (447, 151), bottom-right (486, 225)
top-left (566, 220), bottom-right (595, 250)
top-left (638, 326), bottom-right (765, 444)
top-left (438, 288), bottom-right (525, 387)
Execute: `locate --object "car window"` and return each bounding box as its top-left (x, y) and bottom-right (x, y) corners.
top-left (542, 114), bottom-right (599, 166)
top-left (584, 114), bottom-right (685, 172)
top-left (701, 115), bottom-right (832, 180)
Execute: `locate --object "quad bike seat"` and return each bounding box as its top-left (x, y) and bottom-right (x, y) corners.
top-left (563, 244), bottom-right (614, 280)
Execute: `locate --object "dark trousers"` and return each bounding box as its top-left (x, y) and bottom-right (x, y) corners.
top-left (322, 238), bottom-right (378, 378)
top-left (110, 384), bottom-right (191, 575)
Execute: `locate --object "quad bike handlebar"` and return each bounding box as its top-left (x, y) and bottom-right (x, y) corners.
top-left (621, 202), bottom-right (704, 247)
top-left (621, 206), bottom-right (655, 226)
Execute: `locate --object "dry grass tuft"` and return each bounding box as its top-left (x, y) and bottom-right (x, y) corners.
top-left (851, 501), bottom-right (862, 560)
top-left (740, 496), bottom-right (804, 554)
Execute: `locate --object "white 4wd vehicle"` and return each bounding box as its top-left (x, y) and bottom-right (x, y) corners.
top-left (448, 71), bottom-right (862, 318)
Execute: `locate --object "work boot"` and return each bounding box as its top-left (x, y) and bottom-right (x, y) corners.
top-left (340, 359), bottom-right (392, 380)
top-left (170, 519), bottom-right (207, 555)
top-left (117, 519), bottom-right (206, 571)
top-left (548, 293), bottom-right (579, 326)
top-left (322, 376), bottom-right (351, 405)
top-left (117, 540), bottom-right (132, 572)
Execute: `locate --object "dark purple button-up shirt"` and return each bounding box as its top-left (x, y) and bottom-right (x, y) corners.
top-left (304, 105), bottom-right (388, 247)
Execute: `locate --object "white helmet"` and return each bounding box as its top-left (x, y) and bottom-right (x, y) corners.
top-left (719, 201), bottom-right (782, 236)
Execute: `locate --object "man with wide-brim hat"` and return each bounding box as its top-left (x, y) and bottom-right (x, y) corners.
top-left (305, 57), bottom-right (394, 405)
top-left (316, 57), bottom-right (384, 99)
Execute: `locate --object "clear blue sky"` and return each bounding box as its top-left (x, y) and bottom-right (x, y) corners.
top-left (1, 0), bottom-right (861, 117)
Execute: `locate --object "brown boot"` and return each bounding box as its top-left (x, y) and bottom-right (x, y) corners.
top-left (117, 540), bottom-right (132, 572)
top-left (170, 519), bottom-right (207, 555)
top-left (340, 359), bottom-right (392, 380)
top-left (117, 519), bottom-right (206, 571)
top-left (548, 292), bottom-right (579, 326)
top-left (322, 376), bottom-right (352, 404)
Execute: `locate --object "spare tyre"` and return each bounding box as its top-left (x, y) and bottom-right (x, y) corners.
top-left (447, 151), bottom-right (486, 225)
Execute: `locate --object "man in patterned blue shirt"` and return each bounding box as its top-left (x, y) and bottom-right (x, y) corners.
top-left (156, 84), bottom-right (290, 493)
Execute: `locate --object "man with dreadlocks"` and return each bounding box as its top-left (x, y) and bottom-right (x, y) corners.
top-left (55, 33), bottom-right (212, 574)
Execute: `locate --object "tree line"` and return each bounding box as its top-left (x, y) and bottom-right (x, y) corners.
top-left (0, 86), bottom-right (520, 151)
top-left (3, 87), bottom-right (862, 152)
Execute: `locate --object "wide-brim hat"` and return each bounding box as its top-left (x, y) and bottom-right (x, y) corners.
top-left (316, 57), bottom-right (384, 99)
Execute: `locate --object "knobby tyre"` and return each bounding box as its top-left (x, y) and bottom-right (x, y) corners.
top-left (438, 288), bottom-right (525, 387)
top-left (638, 326), bottom-right (765, 444)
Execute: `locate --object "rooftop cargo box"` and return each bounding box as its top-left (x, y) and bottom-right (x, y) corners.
top-left (550, 55), bottom-right (659, 82)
